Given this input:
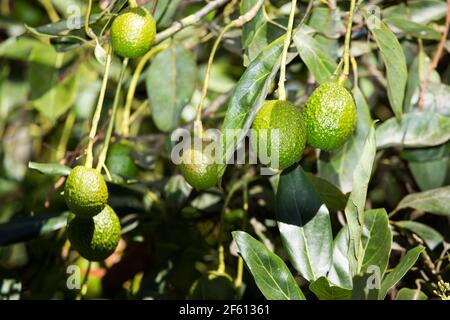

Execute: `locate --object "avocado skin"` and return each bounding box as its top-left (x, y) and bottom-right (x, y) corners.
top-left (253, 100), bottom-right (307, 170)
top-left (303, 82), bottom-right (357, 151)
top-left (110, 7), bottom-right (156, 59)
top-left (67, 205), bottom-right (121, 262)
top-left (64, 166), bottom-right (108, 219)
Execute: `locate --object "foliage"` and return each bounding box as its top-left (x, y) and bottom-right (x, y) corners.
top-left (0, 0), bottom-right (449, 300)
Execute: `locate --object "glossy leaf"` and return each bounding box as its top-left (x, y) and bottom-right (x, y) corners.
top-left (306, 173), bottom-right (347, 211)
top-left (376, 112), bottom-right (450, 149)
top-left (275, 165), bottom-right (333, 282)
top-left (28, 162), bottom-right (71, 176)
top-left (220, 37), bottom-right (284, 175)
top-left (309, 277), bottom-right (352, 300)
top-left (146, 44), bottom-right (197, 132)
top-left (318, 85), bottom-right (373, 193)
top-left (378, 245), bottom-right (424, 299)
top-left (344, 123), bottom-right (377, 274)
top-left (294, 26), bottom-right (337, 84)
top-left (363, 9), bottom-right (407, 118)
top-left (395, 186), bottom-right (450, 216)
top-left (232, 231), bottom-right (305, 300)
top-left (395, 221), bottom-right (444, 250)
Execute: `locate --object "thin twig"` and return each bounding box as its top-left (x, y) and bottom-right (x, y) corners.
top-left (418, 0), bottom-right (450, 110)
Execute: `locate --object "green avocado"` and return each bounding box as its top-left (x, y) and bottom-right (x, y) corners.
top-left (303, 81), bottom-right (357, 151)
top-left (64, 166), bottom-right (109, 218)
top-left (252, 100), bottom-right (307, 170)
top-left (110, 7), bottom-right (156, 58)
top-left (106, 142), bottom-right (138, 178)
top-left (180, 146), bottom-right (218, 190)
top-left (67, 205), bottom-right (121, 262)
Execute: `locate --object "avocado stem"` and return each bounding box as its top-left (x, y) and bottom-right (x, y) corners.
top-left (339, 0), bottom-right (356, 84)
top-left (122, 43), bottom-right (169, 137)
top-left (128, 0), bottom-right (138, 8)
top-left (96, 58), bottom-right (129, 173)
top-left (85, 49), bottom-right (112, 169)
top-left (278, 0), bottom-right (297, 101)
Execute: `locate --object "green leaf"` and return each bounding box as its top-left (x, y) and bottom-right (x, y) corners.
top-left (383, 0), bottom-right (447, 25)
top-left (344, 123), bottom-right (377, 275)
top-left (376, 112), bottom-right (450, 149)
top-left (220, 37), bottom-right (284, 175)
top-left (400, 142), bottom-right (450, 162)
top-left (246, 21), bottom-right (286, 65)
top-left (408, 158), bottom-right (448, 191)
top-left (28, 162), bottom-right (71, 176)
top-left (232, 231), bottom-right (305, 300)
top-left (383, 17), bottom-right (441, 40)
top-left (294, 26), bottom-right (337, 84)
top-left (318, 85), bottom-right (373, 193)
top-left (146, 44), bottom-right (197, 132)
top-left (396, 288), bottom-right (428, 300)
top-left (306, 173), bottom-right (347, 211)
top-left (395, 186), bottom-right (450, 216)
top-left (0, 212), bottom-right (69, 246)
top-left (241, 0), bottom-right (266, 49)
top-left (378, 245), bottom-right (424, 299)
top-left (275, 165), bottom-right (333, 282)
top-left (395, 221), bottom-right (444, 250)
top-left (363, 9), bottom-right (408, 118)
top-left (328, 227), bottom-right (353, 289)
top-left (360, 209), bottom-right (392, 276)
top-left (309, 277), bottom-right (352, 300)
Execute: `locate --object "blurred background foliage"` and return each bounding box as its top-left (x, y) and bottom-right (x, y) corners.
top-left (0, 0), bottom-right (449, 300)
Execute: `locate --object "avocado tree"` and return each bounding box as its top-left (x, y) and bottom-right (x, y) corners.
top-left (0, 0), bottom-right (449, 301)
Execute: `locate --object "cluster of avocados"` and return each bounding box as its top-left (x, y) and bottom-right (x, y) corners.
top-left (180, 80), bottom-right (357, 191)
top-left (64, 166), bottom-right (120, 261)
top-left (64, 6), bottom-right (157, 262)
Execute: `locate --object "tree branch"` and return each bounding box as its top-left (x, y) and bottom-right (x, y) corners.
top-left (155, 0), bottom-right (230, 44)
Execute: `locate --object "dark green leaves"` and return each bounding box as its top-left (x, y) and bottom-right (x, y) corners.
top-left (220, 37), bottom-right (284, 174)
top-left (378, 245), bottom-right (424, 299)
top-left (376, 112), bottom-right (450, 149)
top-left (363, 9), bottom-right (407, 118)
top-left (275, 165), bottom-right (333, 282)
top-left (0, 212), bottom-right (69, 246)
top-left (394, 186), bottom-right (450, 216)
top-left (146, 44), bottom-right (197, 132)
top-left (28, 162), bottom-right (71, 176)
top-left (232, 231), bottom-right (305, 300)
top-left (294, 26), bottom-right (337, 84)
